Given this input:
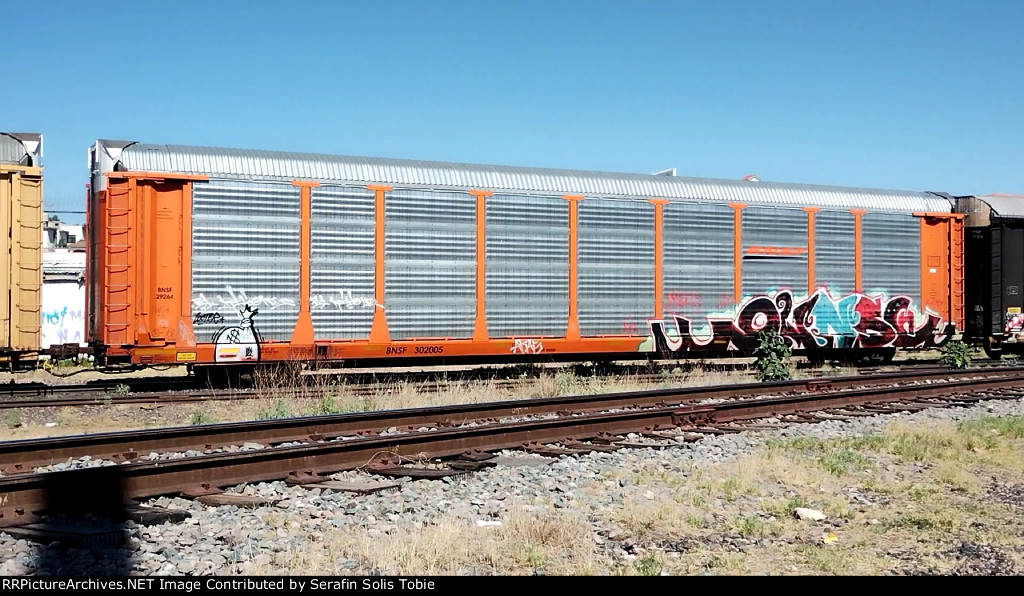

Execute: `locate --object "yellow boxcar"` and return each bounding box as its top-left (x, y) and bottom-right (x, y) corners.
top-left (0, 133), bottom-right (43, 363)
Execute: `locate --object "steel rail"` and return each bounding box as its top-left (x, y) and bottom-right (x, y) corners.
top-left (2, 367), bottom-right (1018, 472)
top-left (1, 357), bottom-right (992, 402)
top-left (1, 361), bottom-right (662, 399)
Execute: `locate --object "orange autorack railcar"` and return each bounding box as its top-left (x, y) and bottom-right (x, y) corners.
top-left (83, 139), bottom-right (964, 383)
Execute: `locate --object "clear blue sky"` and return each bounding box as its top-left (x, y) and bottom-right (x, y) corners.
top-left (5, 1), bottom-right (1023, 223)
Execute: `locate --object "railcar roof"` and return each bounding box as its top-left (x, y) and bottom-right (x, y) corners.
top-left (92, 139), bottom-right (952, 213)
top-left (0, 133), bottom-right (42, 167)
top-left (972, 194), bottom-right (1024, 219)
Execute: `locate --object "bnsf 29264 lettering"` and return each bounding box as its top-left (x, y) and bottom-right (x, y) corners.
top-left (414, 345), bottom-right (443, 355)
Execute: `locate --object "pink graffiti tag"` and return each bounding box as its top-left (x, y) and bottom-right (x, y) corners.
top-left (665, 292), bottom-right (703, 310)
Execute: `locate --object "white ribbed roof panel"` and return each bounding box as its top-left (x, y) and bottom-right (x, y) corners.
top-left (107, 141), bottom-right (952, 213)
top-left (976, 194), bottom-right (1024, 219)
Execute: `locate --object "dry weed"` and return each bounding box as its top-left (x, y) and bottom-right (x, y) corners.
top-left (243, 505), bottom-right (603, 576)
top-left (2, 362), bottom-right (767, 439)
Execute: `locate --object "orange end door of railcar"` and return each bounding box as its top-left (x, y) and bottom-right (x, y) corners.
top-left (917, 213), bottom-right (965, 333)
top-left (92, 173), bottom-right (206, 363)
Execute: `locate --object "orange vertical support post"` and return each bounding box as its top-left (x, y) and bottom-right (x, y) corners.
top-left (368, 185), bottom-right (392, 343)
top-left (564, 195), bottom-right (583, 340)
top-left (951, 215), bottom-right (965, 332)
top-left (650, 199), bottom-right (669, 318)
top-left (804, 207), bottom-right (819, 294)
top-left (137, 183), bottom-right (151, 341)
top-left (179, 181), bottom-right (195, 346)
top-left (851, 209), bottom-right (865, 292)
top-left (729, 203), bottom-right (746, 303)
top-left (291, 180), bottom-right (318, 345)
top-left (470, 190), bottom-right (492, 341)
top-left (919, 217), bottom-right (930, 314)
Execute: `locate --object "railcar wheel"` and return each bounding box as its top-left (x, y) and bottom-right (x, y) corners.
top-left (984, 338), bottom-right (1003, 360)
top-left (805, 352), bottom-right (828, 367)
top-left (874, 348), bottom-right (897, 364)
top-left (193, 365), bottom-right (250, 389)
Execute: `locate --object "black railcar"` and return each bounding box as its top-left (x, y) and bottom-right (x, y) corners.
top-left (957, 194), bottom-right (1024, 358)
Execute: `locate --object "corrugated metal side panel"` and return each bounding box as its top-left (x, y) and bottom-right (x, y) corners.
top-left (484, 194), bottom-right (569, 337)
top-left (578, 199), bottom-right (654, 336)
top-left (384, 189), bottom-right (475, 339)
top-left (861, 212), bottom-right (921, 302)
top-left (116, 143), bottom-right (952, 213)
top-left (662, 202), bottom-right (734, 320)
top-left (814, 210), bottom-right (856, 297)
top-left (191, 180), bottom-right (300, 342)
top-left (0, 173), bottom-right (11, 347)
top-left (741, 206), bottom-right (807, 298)
top-left (10, 172), bottom-right (42, 349)
top-left (310, 185), bottom-right (376, 340)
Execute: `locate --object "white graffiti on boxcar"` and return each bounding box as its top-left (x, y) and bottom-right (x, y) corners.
top-left (214, 305), bottom-right (262, 363)
top-left (510, 339), bottom-right (544, 354)
top-left (192, 286), bottom-right (296, 314)
top-left (311, 290), bottom-right (382, 311)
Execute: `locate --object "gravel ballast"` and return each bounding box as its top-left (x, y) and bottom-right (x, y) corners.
top-left (1, 396), bottom-right (1022, 576)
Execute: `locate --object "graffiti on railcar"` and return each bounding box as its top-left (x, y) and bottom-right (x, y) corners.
top-left (42, 282), bottom-right (86, 347)
top-left (311, 290), bottom-right (382, 311)
top-left (665, 292), bottom-right (703, 310)
top-left (1005, 309), bottom-right (1024, 335)
top-left (42, 305), bottom-right (85, 346)
top-left (644, 289), bottom-right (954, 355)
top-left (193, 288), bottom-right (380, 318)
top-left (193, 286), bottom-right (297, 313)
top-left (213, 305), bottom-right (263, 363)
top-left (510, 338), bottom-right (544, 354)
top-left (193, 312), bottom-right (225, 325)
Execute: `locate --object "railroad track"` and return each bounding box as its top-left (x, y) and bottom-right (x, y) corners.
top-left (1, 365), bottom-right (1022, 529)
top-left (0, 371), bottom-right (682, 410)
top-left (10, 353), bottom-right (991, 397)
top-left (0, 363), bottom-right (662, 409)
top-left (0, 359), bottom-right (1000, 411)
top-left (5, 360), bottom-right (712, 399)
top-left (0, 361), bottom-right (672, 400)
